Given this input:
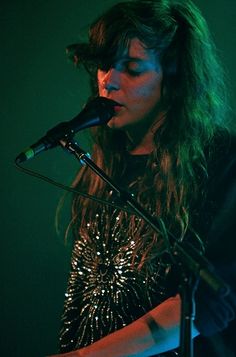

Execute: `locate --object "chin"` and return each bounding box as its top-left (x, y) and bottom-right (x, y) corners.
top-left (107, 116), bottom-right (125, 129)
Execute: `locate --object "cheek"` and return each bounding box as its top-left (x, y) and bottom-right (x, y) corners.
top-left (129, 73), bottom-right (163, 99)
top-left (132, 80), bottom-right (162, 104)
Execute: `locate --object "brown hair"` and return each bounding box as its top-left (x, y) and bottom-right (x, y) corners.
top-left (66, 0), bottom-right (229, 266)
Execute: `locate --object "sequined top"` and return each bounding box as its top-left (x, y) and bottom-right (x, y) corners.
top-left (59, 208), bottom-right (175, 353)
top-left (59, 154), bottom-right (177, 354)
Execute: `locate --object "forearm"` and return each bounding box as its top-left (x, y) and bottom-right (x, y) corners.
top-left (79, 295), bottom-right (199, 357)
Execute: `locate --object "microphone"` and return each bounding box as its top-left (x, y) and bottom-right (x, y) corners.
top-left (15, 97), bottom-right (117, 163)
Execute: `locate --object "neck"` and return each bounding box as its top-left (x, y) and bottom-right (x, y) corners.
top-left (126, 112), bottom-right (165, 155)
top-left (127, 132), bottom-right (154, 155)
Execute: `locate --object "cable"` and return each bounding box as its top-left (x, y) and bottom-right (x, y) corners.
top-left (14, 161), bottom-right (137, 215)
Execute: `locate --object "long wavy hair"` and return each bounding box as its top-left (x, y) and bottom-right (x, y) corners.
top-left (66, 0), bottom-right (229, 266)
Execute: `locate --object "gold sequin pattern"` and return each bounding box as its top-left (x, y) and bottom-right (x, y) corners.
top-left (59, 207), bottom-right (172, 352)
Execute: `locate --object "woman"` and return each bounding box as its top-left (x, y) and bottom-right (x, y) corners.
top-left (50, 0), bottom-right (236, 356)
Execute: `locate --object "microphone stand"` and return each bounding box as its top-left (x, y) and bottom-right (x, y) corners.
top-left (60, 137), bottom-right (230, 357)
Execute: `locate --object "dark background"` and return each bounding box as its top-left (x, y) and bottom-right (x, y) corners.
top-left (1, 1), bottom-right (236, 356)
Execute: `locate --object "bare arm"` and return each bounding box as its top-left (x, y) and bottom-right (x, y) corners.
top-left (49, 294), bottom-right (199, 357)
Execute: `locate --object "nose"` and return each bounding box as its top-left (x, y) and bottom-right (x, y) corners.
top-left (101, 68), bottom-right (120, 92)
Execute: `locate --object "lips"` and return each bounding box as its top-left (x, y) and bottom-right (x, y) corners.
top-left (114, 105), bottom-right (123, 112)
top-left (106, 98), bottom-right (124, 113)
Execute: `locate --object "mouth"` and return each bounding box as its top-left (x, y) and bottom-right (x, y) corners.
top-left (105, 97), bottom-right (124, 114)
top-left (112, 101), bottom-right (124, 114)
top-left (114, 105), bottom-right (123, 112)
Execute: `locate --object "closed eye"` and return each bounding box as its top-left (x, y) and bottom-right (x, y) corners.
top-left (124, 61), bottom-right (144, 76)
top-left (97, 58), bottom-right (148, 76)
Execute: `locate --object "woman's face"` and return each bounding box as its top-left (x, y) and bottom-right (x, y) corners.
top-left (97, 38), bottom-right (163, 132)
